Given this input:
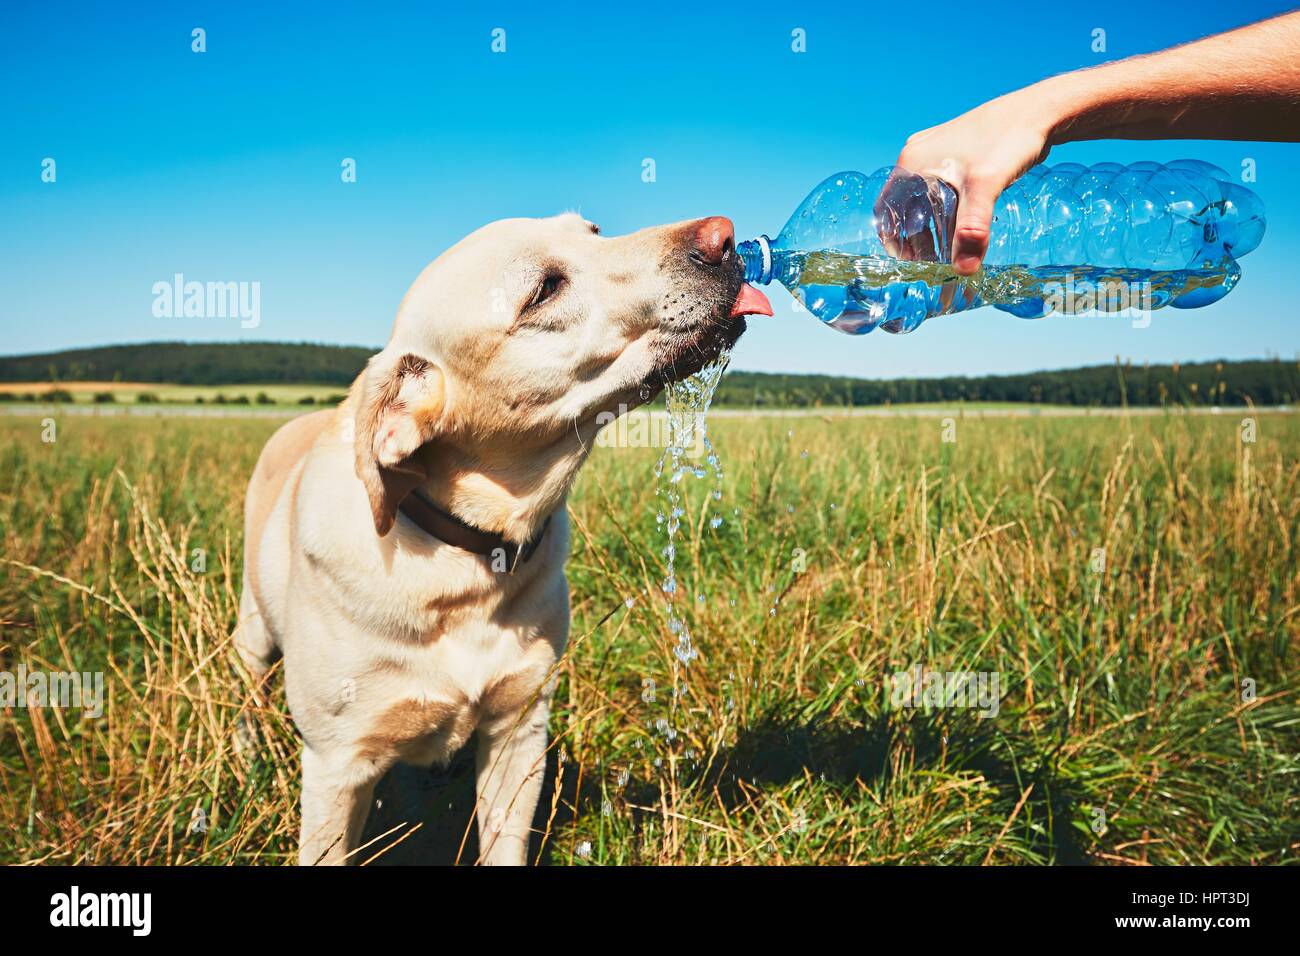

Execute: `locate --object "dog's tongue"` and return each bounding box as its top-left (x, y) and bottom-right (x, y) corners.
top-left (730, 283), bottom-right (773, 318)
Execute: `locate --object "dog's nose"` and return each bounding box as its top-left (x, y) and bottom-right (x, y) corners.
top-left (689, 216), bottom-right (735, 266)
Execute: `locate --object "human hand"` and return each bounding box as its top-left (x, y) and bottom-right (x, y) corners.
top-left (884, 89), bottom-right (1056, 275)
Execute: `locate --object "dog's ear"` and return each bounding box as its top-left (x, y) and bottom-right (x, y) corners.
top-left (353, 352), bottom-right (446, 536)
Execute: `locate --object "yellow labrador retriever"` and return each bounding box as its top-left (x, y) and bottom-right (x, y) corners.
top-left (235, 213), bottom-right (772, 865)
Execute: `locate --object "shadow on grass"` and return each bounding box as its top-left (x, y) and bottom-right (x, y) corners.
top-left (691, 706), bottom-right (1092, 865)
top-left (359, 741), bottom-right (586, 865)
top-left (359, 750), bottom-right (477, 865)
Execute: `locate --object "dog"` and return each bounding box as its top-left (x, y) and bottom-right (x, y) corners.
top-left (234, 213), bottom-right (773, 864)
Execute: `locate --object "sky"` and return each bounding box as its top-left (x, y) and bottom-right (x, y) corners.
top-left (2, 0), bottom-right (1297, 379)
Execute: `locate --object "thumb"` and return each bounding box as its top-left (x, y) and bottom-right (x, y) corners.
top-left (951, 179), bottom-right (999, 276)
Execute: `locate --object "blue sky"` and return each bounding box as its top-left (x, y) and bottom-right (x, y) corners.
top-left (2, 0), bottom-right (1297, 378)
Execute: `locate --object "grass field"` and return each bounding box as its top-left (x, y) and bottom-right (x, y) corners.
top-left (1, 407), bottom-right (1297, 865)
top-left (0, 381), bottom-right (1088, 414)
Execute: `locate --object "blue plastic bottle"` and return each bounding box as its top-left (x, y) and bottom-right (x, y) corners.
top-left (737, 161), bottom-right (1266, 335)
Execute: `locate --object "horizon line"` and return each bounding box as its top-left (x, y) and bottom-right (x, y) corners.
top-left (2, 339), bottom-right (1297, 384)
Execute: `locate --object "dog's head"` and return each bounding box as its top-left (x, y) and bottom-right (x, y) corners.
top-left (352, 213), bottom-right (772, 536)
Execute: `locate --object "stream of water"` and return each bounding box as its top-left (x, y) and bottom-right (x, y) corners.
top-left (651, 347), bottom-right (731, 743)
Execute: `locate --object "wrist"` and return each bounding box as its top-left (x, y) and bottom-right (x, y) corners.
top-left (1027, 70), bottom-right (1109, 146)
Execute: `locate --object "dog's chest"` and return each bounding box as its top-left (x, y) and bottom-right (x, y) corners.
top-left (354, 594), bottom-right (564, 768)
top-left (293, 485), bottom-right (569, 768)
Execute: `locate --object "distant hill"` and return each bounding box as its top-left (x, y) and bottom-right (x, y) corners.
top-left (0, 342), bottom-right (1296, 407)
top-left (0, 342), bottom-right (375, 386)
top-left (712, 359), bottom-right (1300, 408)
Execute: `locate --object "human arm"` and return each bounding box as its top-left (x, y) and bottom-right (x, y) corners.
top-left (890, 10), bottom-right (1300, 274)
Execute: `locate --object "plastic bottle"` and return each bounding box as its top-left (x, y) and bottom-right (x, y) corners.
top-left (737, 161), bottom-right (1266, 335)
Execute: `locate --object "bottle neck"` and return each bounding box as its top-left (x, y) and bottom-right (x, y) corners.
top-left (737, 236), bottom-right (773, 285)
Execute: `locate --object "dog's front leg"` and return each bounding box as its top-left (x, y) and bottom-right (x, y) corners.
top-left (298, 745), bottom-right (377, 865)
top-left (474, 699), bottom-right (550, 866)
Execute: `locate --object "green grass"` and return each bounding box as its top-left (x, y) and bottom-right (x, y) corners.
top-left (0, 409), bottom-right (1297, 864)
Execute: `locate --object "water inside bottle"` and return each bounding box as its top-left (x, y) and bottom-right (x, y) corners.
top-left (780, 250), bottom-right (1240, 334)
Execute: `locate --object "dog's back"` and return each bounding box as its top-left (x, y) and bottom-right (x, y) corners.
top-left (237, 408), bottom-right (337, 675)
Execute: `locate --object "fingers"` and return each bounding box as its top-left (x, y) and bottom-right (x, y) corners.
top-left (951, 176), bottom-right (998, 275)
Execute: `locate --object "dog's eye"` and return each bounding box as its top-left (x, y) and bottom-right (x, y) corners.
top-left (528, 273), bottom-right (565, 310)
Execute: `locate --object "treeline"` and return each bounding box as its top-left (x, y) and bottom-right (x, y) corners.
top-left (1, 342), bottom-right (1296, 407)
top-left (714, 359), bottom-right (1300, 408)
top-left (0, 342), bottom-right (374, 386)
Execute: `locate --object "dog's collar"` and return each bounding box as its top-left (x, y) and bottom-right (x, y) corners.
top-left (398, 488), bottom-right (550, 572)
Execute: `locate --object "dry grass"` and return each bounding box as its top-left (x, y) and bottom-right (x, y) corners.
top-left (0, 408), bottom-right (1297, 864)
